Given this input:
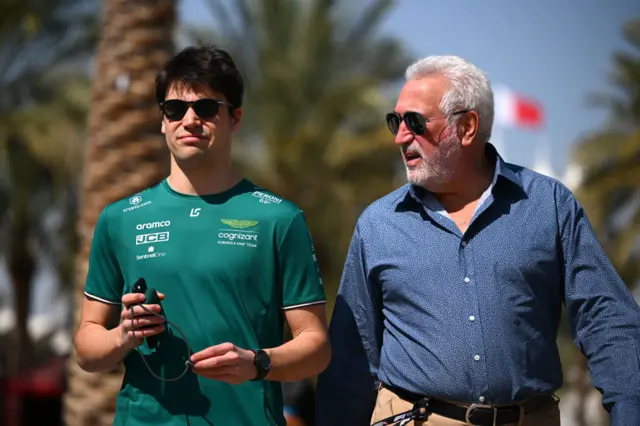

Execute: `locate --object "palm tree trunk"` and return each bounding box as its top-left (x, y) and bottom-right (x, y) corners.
top-left (3, 136), bottom-right (39, 426)
top-left (6, 160), bottom-right (34, 379)
top-left (63, 1), bottom-right (175, 425)
top-left (6, 211), bottom-right (33, 378)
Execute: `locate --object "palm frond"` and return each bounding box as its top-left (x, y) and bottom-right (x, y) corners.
top-left (0, 0), bottom-right (98, 111)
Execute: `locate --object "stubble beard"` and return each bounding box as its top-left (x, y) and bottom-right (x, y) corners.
top-left (405, 130), bottom-right (462, 189)
top-left (168, 139), bottom-right (217, 173)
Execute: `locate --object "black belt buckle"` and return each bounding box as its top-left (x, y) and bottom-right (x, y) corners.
top-left (465, 403), bottom-right (498, 426)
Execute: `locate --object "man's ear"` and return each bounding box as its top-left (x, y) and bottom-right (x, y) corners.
top-left (161, 119), bottom-right (166, 134)
top-left (459, 111), bottom-right (478, 147)
top-left (230, 108), bottom-right (243, 133)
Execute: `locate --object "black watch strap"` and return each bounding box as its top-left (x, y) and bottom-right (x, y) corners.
top-left (250, 349), bottom-right (271, 381)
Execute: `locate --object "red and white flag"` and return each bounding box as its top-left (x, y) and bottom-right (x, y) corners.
top-left (494, 85), bottom-right (544, 129)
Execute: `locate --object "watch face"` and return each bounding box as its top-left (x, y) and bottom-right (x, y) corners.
top-left (256, 350), bottom-right (271, 370)
top-left (252, 350), bottom-right (271, 380)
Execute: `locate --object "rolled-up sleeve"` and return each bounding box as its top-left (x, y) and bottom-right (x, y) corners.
top-left (558, 186), bottom-right (640, 425)
top-left (316, 223), bottom-right (384, 426)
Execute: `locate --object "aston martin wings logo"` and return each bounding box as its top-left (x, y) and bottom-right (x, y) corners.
top-left (221, 219), bottom-right (259, 229)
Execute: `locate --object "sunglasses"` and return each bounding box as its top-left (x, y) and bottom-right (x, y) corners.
top-left (386, 110), bottom-right (469, 135)
top-left (159, 98), bottom-right (232, 122)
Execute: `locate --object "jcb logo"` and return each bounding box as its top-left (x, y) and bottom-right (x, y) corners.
top-left (136, 231), bottom-right (170, 245)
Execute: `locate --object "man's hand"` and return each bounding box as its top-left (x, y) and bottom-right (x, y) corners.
top-left (117, 292), bottom-right (166, 349)
top-left (190, 342), bottom-right (257, 385)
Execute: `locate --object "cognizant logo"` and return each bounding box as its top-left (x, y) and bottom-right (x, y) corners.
top-left (218, 232), bottom-right (258, 241)
top-left (136, 220), bottom-right (171, 230)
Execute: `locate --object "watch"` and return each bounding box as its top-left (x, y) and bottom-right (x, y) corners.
top-left (250, 349), bottom-right (271, 381)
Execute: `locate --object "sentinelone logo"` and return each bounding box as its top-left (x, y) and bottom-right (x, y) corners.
top-left (136, 245), bottom-right (166, 260)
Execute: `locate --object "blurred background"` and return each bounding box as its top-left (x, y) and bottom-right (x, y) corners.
top-left (0, 0), bottom-right (639, 425)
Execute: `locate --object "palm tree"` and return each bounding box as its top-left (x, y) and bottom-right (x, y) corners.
top-left (573, 17), bottom-right (640, 291)
top-left (63, 0), bottom-right (176, 425)
top-left (587, 18), bottom-right (640, 130)
top-left (0, 0), bottom-right (97, 396)
top-left (567, 17), bottom-right (640, 426)
top-left (186, 0), bottom-right (411, 305)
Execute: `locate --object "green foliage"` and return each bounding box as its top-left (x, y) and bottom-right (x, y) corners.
top-left (184, 0), bottom-right (412, 301)
top-left (0, 0), bottom-right (97, 192)
top-left (573, 18), bottom-right (640, 287)
top-left (0, 76), bottom-right (91, 185)
top-left (0, 0), bottom-right (97, 377)
top-left (0, 0), bottom-right (98, 313)
top-left (587, 18), bottom-right (640, 129)
top-left (0, 0), bottom-right (98, 112)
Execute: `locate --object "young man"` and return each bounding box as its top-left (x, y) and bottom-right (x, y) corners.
top-left (74, 45), bottom-right (331, 426)
top-left (316, 55), bottom-right (640, 426)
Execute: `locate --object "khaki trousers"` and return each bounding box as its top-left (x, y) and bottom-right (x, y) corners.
top-left (370, 386), bottom-right (561, 426)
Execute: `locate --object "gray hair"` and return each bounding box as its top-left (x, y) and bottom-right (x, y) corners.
top-left (405, 55), bottom-right (494, 143)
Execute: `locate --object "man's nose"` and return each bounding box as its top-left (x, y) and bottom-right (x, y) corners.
top-left (394, 121), bottom-right (413, 146)
top-left (182, 107), bottom-right (201, 126)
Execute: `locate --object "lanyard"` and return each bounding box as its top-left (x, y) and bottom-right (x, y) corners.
top-left (370, 398), bottom-right (430, 426)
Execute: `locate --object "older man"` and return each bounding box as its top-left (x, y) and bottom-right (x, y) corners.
top-left (316, 55), bottom-right (640, 426)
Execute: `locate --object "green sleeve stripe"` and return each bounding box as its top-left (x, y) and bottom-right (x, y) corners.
top-left (84, 291), bottom-right (120, 305)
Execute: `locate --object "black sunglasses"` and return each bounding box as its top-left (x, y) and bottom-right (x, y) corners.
top-left (159, 98), bottom-right (233, 122)
top-left (386, 110), bottom-right (469, 135)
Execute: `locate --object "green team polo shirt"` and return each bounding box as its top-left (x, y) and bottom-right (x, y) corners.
top-left (83, 178), bottom-right (326, 426)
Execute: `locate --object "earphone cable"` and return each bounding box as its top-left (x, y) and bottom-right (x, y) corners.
top-left (130, 305), bottom-right (194, 382)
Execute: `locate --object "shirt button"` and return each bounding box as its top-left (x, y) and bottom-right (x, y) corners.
top-left (479, 396), bottom-right (485, 403)
top-left (461, 241), bottom-right (467, 247)
top-left (464, 277), bottom-right (471, 283)
top-left (474, 355), bottom-right (481, 361)
top-left (469, 315), bottom-right (475, 321)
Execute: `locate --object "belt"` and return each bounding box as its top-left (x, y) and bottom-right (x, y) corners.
top-left (378, 385), bottom-right (554, 426)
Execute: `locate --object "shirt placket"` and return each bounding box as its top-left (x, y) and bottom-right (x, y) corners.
top-left (461, 237), bottom-right (491, 403)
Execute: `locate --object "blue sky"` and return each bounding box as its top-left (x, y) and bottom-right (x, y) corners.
top-left (178, 0), bottom-right (640, 176)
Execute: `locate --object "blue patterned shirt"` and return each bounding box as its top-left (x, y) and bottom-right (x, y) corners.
top-left (316, 145), bottom-right (640, 426)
